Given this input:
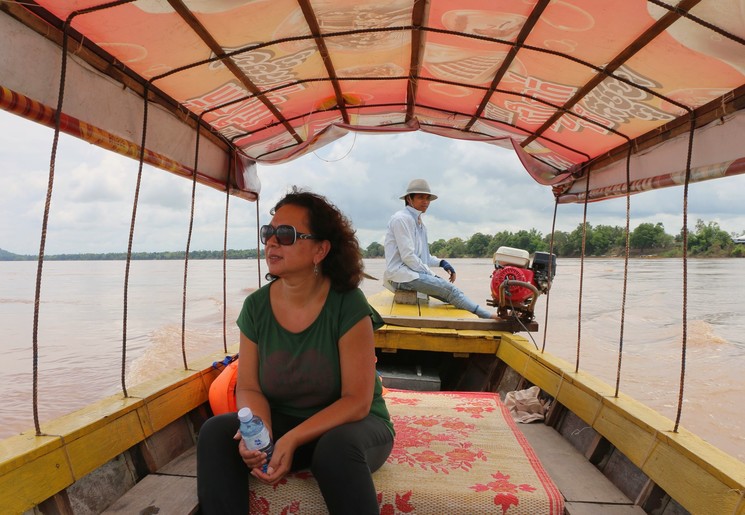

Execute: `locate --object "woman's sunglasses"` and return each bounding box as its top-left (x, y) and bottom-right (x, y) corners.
top-left (260, 224), bottom-right (318, 246)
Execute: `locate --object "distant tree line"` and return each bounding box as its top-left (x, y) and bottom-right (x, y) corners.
top-left (3, 220), bottom-right (742, 261)
top-left (362, 220), bottom-right (745, 258)
top-left (0, 248), bottom-right (262, 261)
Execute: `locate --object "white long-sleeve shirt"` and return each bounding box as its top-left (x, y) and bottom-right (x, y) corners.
top-left (383, 205), bottom-right (441, 284)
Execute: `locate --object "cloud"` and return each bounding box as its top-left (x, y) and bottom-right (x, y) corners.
top-left (3, 109), bottom-right (745, 255)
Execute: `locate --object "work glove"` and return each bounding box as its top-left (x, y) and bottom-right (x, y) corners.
top-left (440, 260), bottom-right (455, 275)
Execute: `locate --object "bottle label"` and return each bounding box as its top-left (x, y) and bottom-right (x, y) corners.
top-left (248, 426), bottom-right (272, 452)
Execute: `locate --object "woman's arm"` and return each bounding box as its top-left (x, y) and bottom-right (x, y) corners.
top-left (235, 332), bottom-right (272, 425)
top-left (256, 315), bottom-right (376, 483)
top-left (235, 332), bottom-right (273, 471)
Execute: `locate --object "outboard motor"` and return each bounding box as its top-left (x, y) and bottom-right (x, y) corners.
top-left (488, 247), bottom-right (556, 321)
top-left (531, 251), bottom-right (557, 294)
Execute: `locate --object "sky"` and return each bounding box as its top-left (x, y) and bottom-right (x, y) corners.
top-left (2, 108), bottom-right (745, 256)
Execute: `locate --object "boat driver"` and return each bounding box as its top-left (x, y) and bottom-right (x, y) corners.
top-left (383, 179), bottom-right (499, 320)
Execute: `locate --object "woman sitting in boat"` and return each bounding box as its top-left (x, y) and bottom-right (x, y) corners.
top-left (197, 188), bottom-right (395, 515)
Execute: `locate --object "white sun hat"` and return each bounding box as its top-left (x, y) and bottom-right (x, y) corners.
top-left (400, 179), bottom-right (438, 200)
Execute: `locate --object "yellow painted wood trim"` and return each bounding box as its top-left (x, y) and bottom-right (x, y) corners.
top-left (0, 446), bottom-right (72, 514)
top-left (496, 333), bottom-right (745, 514)
top-left (139, 375), bottom-right (208, 433)
top-left (375, 331), bottom-right (499, 354)
top-left (0, 348), bottom-right (231, 514)
top-left (66, 409), bottom-right (145, 478)
top-left (370, 289), bottom-right (489, 322)
top-left (390, 303), bottom-right (422, 317)
top-left (30, 396), bottom-right (143, 444)
top-left (644, 434), bottom-right (743, 514)
top-left (0, 434), bottom-right (62, 475)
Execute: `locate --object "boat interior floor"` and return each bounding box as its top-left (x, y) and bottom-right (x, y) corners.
top-left (102, 421), bottom-right (648, 514)
top-left (104, 293), bottom-right (655, 514)
top-left (518, 423), bottom-right (646, 514)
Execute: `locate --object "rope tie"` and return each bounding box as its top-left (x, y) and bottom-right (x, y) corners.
top-left (591, 393), bottom-right (604, 425)
top-left (570, 426), bottom-right (591, 437)
top-left (30, 12), bottom-right (79, 436)
top-left (614, 143), bottom-right (633, 397)
top-left (180, 114), bottom-right (202, 371)
top-left (256, 199), bottom-right (262, 286)
top-left (57, 434), bottom-right (77, 480)
top-left (641, 429), bottom-right (660, 469)
top-left (575, 172), bottom-right (591, 373)
top-left (222, 166), bottom-right (230, 354)
top-left (555, 371), bottom-right (566, 405)
top-left (73, 36), bottom-right (85, 55)
top-left (730, 489), bottom-right (745, 515)
top-left (718, 90), bottom-right (736, 121)
top-left (121, 81), bottom-right (150, 398)
top-left (541, 198), bottom-right (558, 353)
top-left (673, 112), bottom-right (696, 433)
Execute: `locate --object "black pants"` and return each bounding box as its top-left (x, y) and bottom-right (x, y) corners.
top-left (197, 411), bottom-right (394, 514)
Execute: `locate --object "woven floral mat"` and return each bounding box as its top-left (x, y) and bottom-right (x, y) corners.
top-left (250, 389), bottom-right (564, 514)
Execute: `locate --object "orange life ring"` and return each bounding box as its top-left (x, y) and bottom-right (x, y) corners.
top-left (209, 358), bottom-right (239, 415)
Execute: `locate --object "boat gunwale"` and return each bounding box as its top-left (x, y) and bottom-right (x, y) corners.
top-left (0, 348), bottom-right (235, 513)
top-left (1, 332), bottom-right (744, 513)
top-left (498, 332), bottom-right (745, 513)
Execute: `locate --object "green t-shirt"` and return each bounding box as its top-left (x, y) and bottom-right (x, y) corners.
top-left (237, 283), bottom-right (394, 436)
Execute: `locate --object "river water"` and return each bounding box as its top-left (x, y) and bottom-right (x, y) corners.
top-left (1, 258), bottom-right (743, 463)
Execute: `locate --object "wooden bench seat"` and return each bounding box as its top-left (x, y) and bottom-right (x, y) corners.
top-left (105, 390), bottom-right (563, 514)
top-left (392, 288), bottom-right (428, 305)
top-left (251, 389), bottom-right (563, 513)
top-left (383, 279), bottom-right (429, 306)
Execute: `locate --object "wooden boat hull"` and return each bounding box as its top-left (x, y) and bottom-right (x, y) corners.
top-left (2, 312), bottom-right (744, 513)
top-left (371, 291), bottom-right (745, 514)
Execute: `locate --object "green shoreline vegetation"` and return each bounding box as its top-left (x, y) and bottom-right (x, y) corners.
top-left (2, 220), bottom-right (743, 261)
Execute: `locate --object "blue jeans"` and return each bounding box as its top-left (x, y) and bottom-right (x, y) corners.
top-left (392, 273), bottom-right (493, 319)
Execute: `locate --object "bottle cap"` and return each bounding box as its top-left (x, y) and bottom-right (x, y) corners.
top-left (237, 407), bottom-right (253, 422)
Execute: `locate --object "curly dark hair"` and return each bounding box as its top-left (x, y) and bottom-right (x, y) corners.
top-left (268, 187), bottom-right (364, 292)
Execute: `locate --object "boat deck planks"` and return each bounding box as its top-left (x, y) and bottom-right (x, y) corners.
top-left (107, 397), bottom-right (646, 515)
top-left (370, 291), bottom-right (648, 513)
top-left (370, 290), bottom-right (538, 332)
top-left (562, 503), bottom-right (648, 515)
top-left (102, 473), bottom-right (197, 514)
top-left (498, 333), bottom-right (745, 514)
top-left (518, 423), bottom-right (646, 513)
top-left (369, 290), bottom-right (534, 355)
top-left (158, 446), bottom-right (197, 476)
top-left (103, 447), bottom-right (198, 514)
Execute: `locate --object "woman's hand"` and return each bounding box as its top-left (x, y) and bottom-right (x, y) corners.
top-left (234, 431), bottom-right (270, 471)
top-left (250, 435), bottom-right (296, 485)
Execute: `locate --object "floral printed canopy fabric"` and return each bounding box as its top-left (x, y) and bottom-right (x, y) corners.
top-left (3, 0), bottom-right (745, 201)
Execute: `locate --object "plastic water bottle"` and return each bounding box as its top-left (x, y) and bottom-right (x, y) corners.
top-left (237, 407), bottom-right (274, 473)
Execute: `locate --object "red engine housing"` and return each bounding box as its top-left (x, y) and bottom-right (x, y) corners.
top-left (490, 266), bottom-right (535, 304)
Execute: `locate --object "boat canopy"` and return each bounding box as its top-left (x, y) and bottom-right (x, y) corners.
top-left (1, 0), bottom-right (744, 202)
